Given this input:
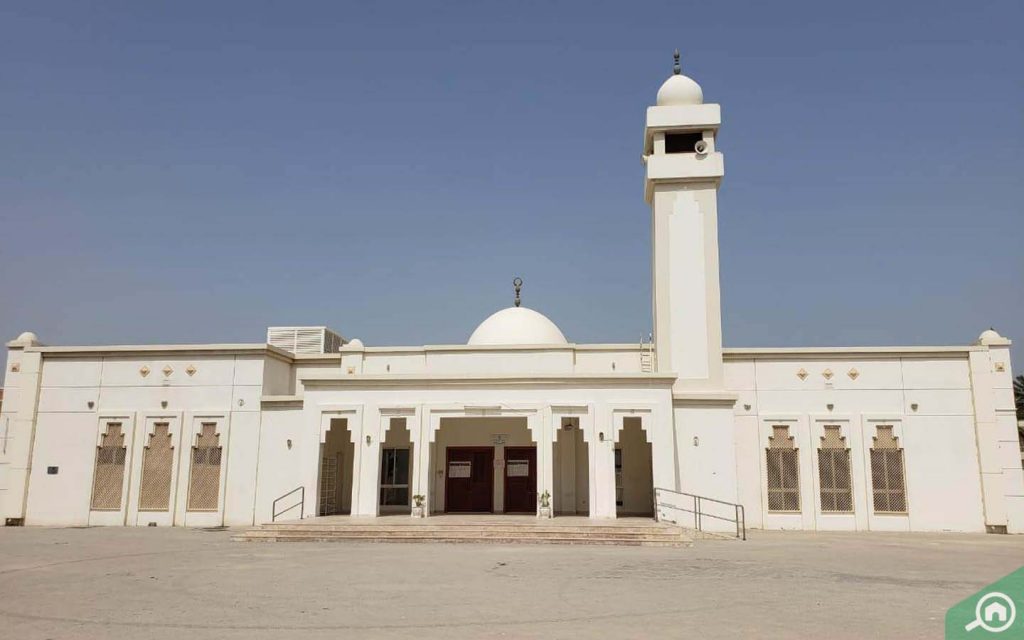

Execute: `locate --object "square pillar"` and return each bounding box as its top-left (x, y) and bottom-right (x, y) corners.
top-left (587, 406), bottom-right (617, 519)
top-left (534, 409), bottom-right (553, 516)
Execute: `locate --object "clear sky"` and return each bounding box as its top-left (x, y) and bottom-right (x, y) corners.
top-left (1, 1), bottom-right (1021, 371)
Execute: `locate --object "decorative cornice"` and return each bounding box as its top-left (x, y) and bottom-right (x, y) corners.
top-left (722, 346), bottom-right (980, 360)
top-left (301, 373), bottom-right (677, 389)
top-left (26, 343), bottom-right (294, 363)
top-left (672, 390), bottom-right (739, 406)
top-left (260, 395), bottom-right (304, 408)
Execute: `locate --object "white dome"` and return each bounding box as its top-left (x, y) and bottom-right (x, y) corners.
top-left (468, 307), bottom-right (568, 346)
top-left (14, 331), bottom-right (39, 345)
top-left (345, 338), bottom-right (364, 349)
top-left (977, 328), bottom-right (1005, 345)
top-left (656, 73), bottom-right (703, 106)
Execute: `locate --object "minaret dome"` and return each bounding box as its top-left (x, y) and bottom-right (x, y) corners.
top-left (656, 50), bottom-right (703, 106)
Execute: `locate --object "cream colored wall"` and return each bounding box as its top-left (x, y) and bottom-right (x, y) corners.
top-left (723, 353), bottom-right (1000, 533)
top-left (253, 406), bottom-right (304, 524)
top-left (330, 345), bottom-right (646, 383)
top-left (432, 417), bottom-right (532, 514)
top-left (8, 352), bottom-right (274, 527)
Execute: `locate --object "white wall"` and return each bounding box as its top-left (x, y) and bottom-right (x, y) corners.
top-left (724, 353), bottom-right (991, 533)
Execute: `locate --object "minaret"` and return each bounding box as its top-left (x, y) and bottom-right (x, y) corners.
top-left (644, 51), bottom-right (725, 391)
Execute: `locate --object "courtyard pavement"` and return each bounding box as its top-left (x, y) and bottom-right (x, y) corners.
top-left (0, 525), bottom-right (1022, 639)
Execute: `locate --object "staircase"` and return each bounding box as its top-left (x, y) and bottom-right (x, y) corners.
top-left (233, 517), bottom-right (691, 547)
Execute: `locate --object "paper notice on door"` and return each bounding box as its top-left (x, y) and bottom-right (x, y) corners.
top-left (448, 461), bottom-right (471, 478)
top-left (507, 460), bottom-right (530, 477)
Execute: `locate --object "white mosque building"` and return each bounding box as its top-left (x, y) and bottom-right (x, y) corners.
top-left (2, 54), bottom-right (1021, 535)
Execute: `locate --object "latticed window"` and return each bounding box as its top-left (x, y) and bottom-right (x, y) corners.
top-left (139, 423), bottom-right (174, 511)
top-left (817, 425), bottom-right (853, 512)
top-left (870, 426), bottom-right (907, 513)
top-left (91, 423), bottom-right (127, 510)
top-left (766, 425), bottom-right (800, 512)
top-left (187, 423), bottom-right (222, 512)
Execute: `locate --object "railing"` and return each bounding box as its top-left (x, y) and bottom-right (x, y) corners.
top-left (272, 486), bottom-right (305, 523)
top-left (654, 487), bottom-right (746, 540)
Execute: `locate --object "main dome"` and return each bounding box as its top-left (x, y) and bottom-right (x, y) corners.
top-left (467, 307), bottom-right (568, 346)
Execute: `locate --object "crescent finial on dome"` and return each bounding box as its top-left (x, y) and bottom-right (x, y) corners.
top-left (673, 49), bottom-right (681, 75)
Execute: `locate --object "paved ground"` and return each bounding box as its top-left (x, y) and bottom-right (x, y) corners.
top-left (0, 526), bottom-right (1022, 639)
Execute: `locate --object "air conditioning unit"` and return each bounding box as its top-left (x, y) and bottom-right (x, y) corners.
top-left (267, 326), bottom-right (344, 355)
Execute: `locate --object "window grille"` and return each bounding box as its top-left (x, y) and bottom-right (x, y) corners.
top-left (187, 423), bottom-right (222, 512)
top-left (91, 423), bottom-right (127, 510)
top-left (139, 423), bottom-right (174, 511)
top-left (870, 426), bottom-right (907, 513)
top-left (319, 455), bottom-right (339, 516)
top-left (766, 425), bottom-right (800, 512)
top-left (817, 425), bottom-right (853, 513)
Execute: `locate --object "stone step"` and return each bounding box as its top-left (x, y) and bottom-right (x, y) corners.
top-left (233, 530), bottom-right (689, 547)
top-left (240, 529), bottom-right (684, 540)
top-left (233, 520), bottom-right (692, 547)
top-left (255, 524), bottom-right (677, 535)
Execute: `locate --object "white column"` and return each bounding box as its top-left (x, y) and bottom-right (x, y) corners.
top-left (586, 406), bottom-right (617, 519)
top-left (535, 408), bottom-right (553, 516)
top-left (351, 406), bottom-right (379, 517)
top-left (408, 406), bottom-right (430, 517)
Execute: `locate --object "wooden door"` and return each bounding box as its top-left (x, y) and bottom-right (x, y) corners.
top-left (503, 446), bottom-right (537, 514)
top-left (445, 447), bottom-right (494, 513)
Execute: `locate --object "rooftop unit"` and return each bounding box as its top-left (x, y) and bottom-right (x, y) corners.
top-left (267, 326), bottom-right (344, 355)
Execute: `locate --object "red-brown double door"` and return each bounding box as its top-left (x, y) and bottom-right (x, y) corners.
top-left (503, 446), bottom-right (537, 514)
top-left (445, 447), bottom-right (494, 513)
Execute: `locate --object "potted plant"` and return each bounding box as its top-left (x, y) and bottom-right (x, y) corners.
top-left (538, 490), bottom-right (552, 518)
top-left (411, 494), bottom-right (426, 518)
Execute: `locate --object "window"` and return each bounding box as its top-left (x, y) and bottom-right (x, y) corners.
top-left (817, 426), bottom-right (853, 513)
top-left (187, 423), bottom-right (222, 512)
top-left (91, 423), bottom-right (127, 510)
top-left (664, 131), bottom-right (704, 154)
top-left (766, 425), bottom-right (800, 512)
top-left (380, 448), bottom-right (410, 506)
top-left (139, 423), bottom-right (174, 511)
top-left (614, 448), bottom-right (623, 507)
top-left (870, 426), bottom-right (907, 513)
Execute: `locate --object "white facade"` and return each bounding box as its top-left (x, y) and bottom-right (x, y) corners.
top-left (1, 58), bottom-right (1021, 534)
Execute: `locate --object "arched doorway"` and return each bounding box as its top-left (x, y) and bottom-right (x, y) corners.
top-left (615, 417), bottom-right (654, 517)
top-left (318, 418), bottom-right (354, 516)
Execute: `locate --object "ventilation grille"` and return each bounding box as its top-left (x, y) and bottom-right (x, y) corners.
top-left (139, 423), bottom-right (174, 511)
top-left (91, 424), bottom-right (127, 511)
top-left (267, 326), bottom-right (344, 355)
top-left (187, 424), bottom-right (222, 512)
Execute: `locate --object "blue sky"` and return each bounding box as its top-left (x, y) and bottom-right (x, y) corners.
top-left (1, 1), bottom-right (1021, 370)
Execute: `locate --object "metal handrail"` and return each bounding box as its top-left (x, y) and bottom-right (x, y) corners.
top-left (272, 486), bottom-right (305, 523)
top-left (654, 487), bottom-right (746, 540)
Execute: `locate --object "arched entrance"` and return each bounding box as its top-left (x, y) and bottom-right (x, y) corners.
top-left (318, 418), bottom-right (354, 516)
top-left (615, 417), bottom-right (654, 517)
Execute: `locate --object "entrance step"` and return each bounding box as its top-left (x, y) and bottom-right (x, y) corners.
top-left (233, 518), bottom-right (691, 547)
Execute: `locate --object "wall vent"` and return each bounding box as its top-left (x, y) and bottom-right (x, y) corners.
top-left (267, 327), bottom-right (344, 355)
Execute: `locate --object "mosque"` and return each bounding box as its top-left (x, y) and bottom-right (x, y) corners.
top-left (2, 54), bottom-right (1020, 534)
